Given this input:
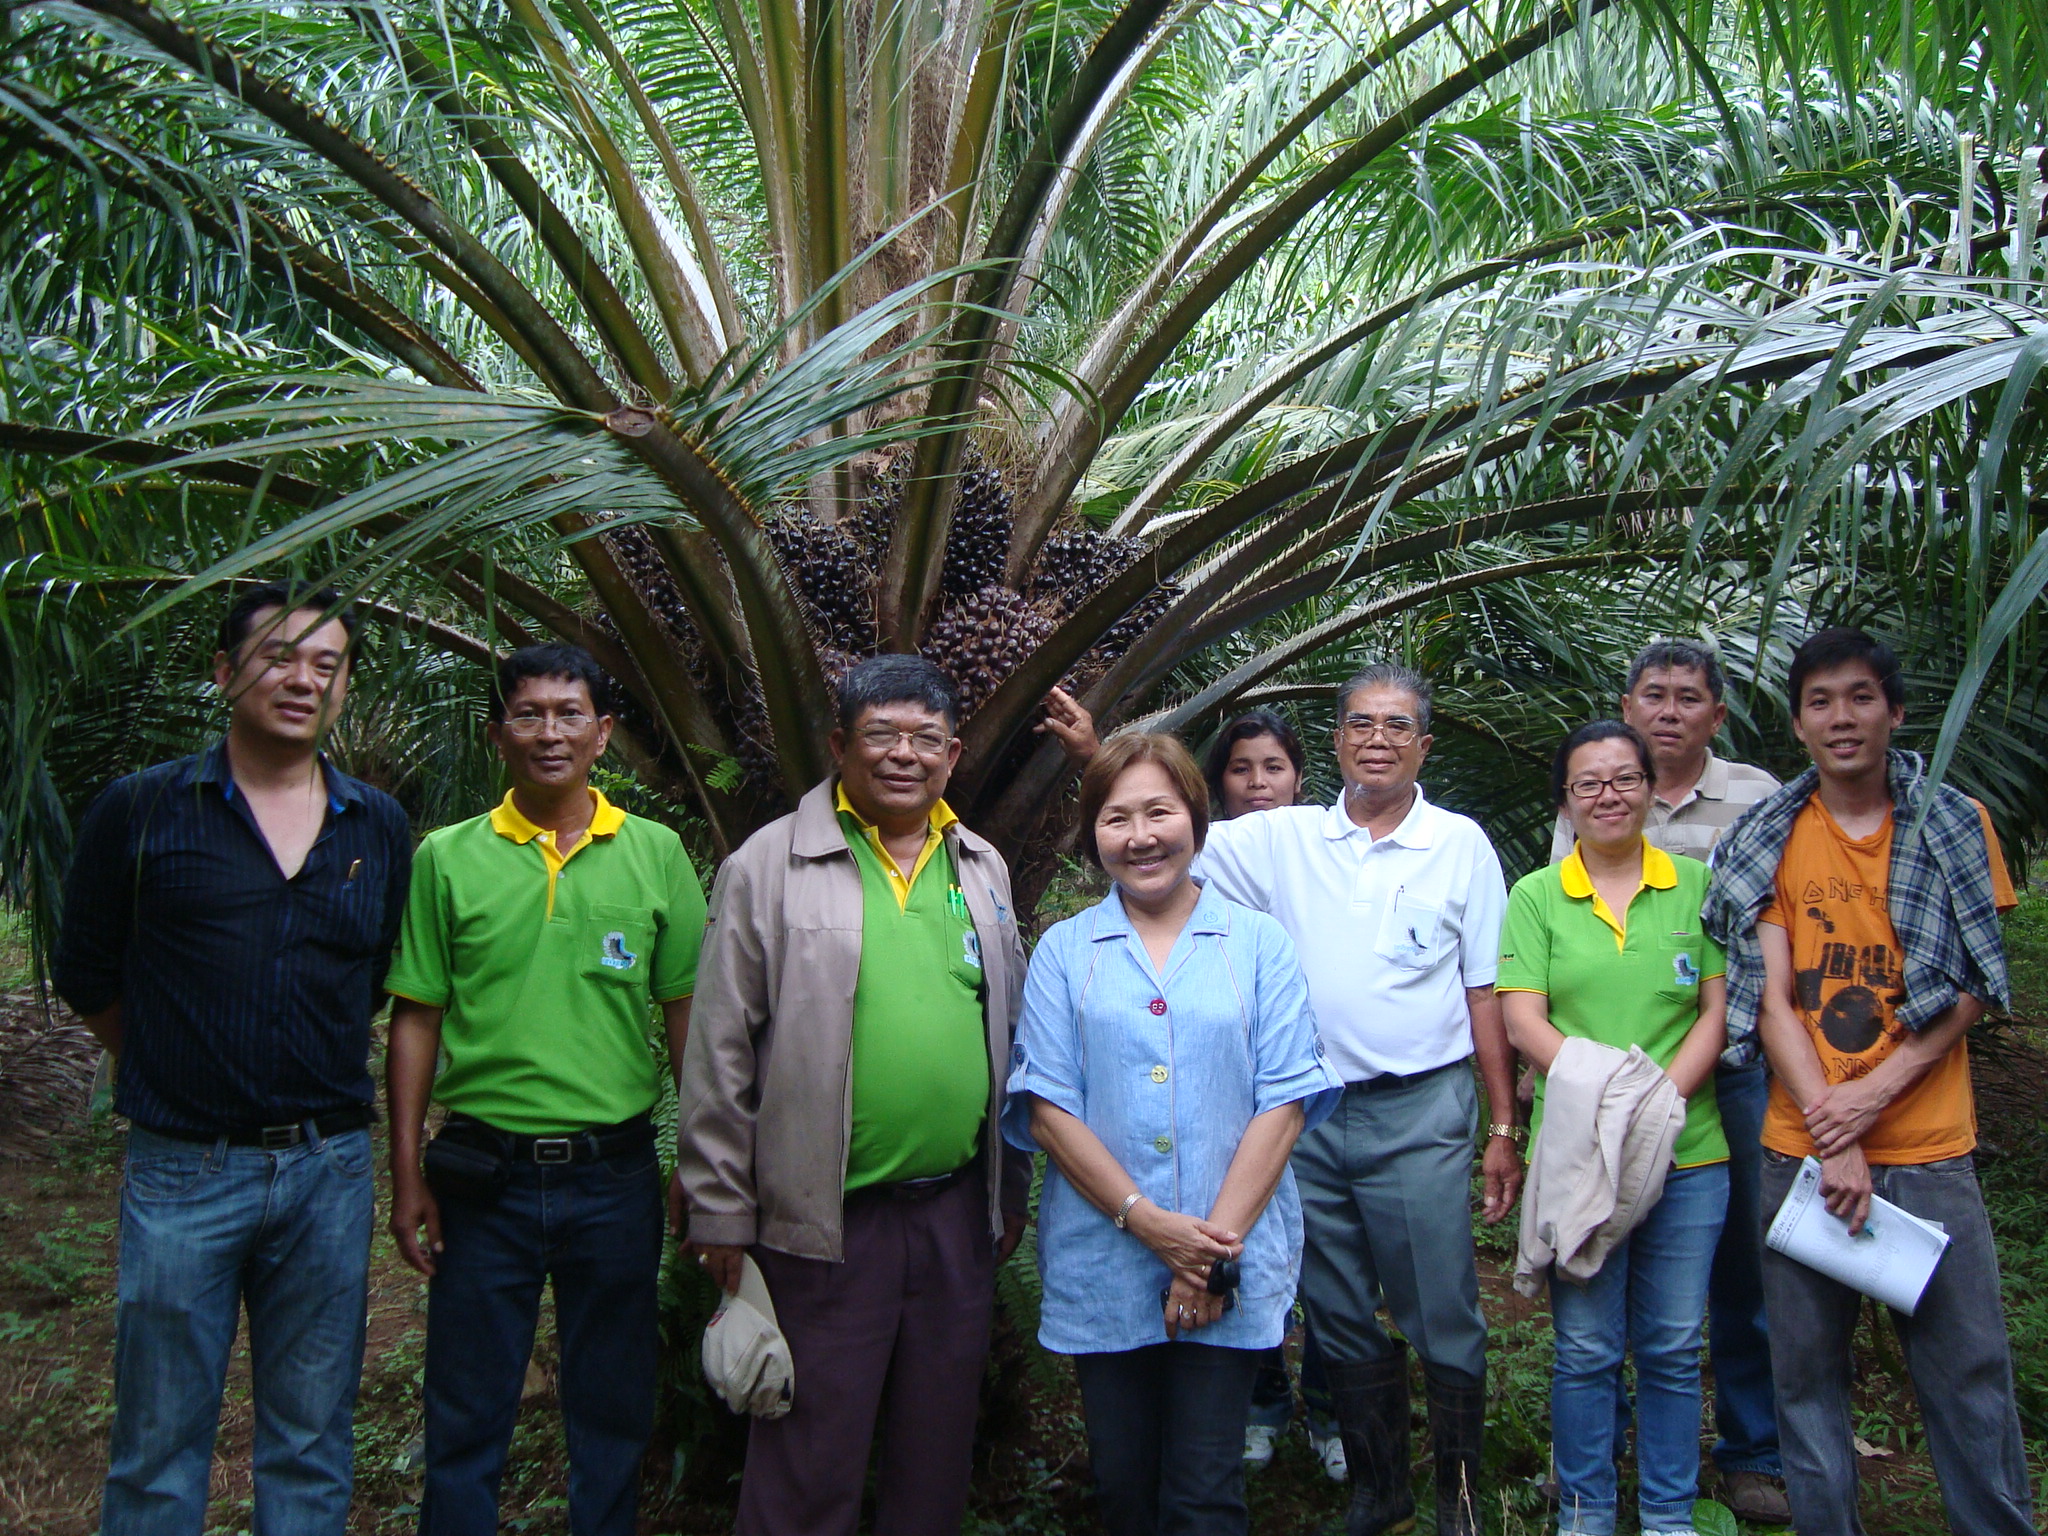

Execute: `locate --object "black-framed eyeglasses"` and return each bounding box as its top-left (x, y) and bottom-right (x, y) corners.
top-left (503, 713), bottom-right (597, 738)
top-left (855, 725), bottom-right (952, 756)
top-left (1567, 770), bottom-right (1649, 800)
top-left (1341, 714), bottom-right (1419, 746)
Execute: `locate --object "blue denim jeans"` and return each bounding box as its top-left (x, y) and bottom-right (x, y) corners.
top-left (1704, 1059), bottom-right (1779, 1475)
top-left (419, 1140), bottom-right (663, 1536)
top-left (1759, 1151), bottom-right (2034, 1536)
top-left (1606, 1063), bottom-right (1780, 1477)
top-left (103, 1124), bottom-right (375, 1536)
top-left (1551, 1161), bottom-right (1728, 1536)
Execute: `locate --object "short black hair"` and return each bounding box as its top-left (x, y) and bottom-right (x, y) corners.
top-left (1624, 638), bottom-right (1725, 702)
top-left (1204, 709), bottom-right (1305, 814)
top-left (219, 583), bottom-right (358, 661)
top-left (491, 643), bottom-right (612, 720)
top-left (1337, 662), bottom-right (1431, 731)
top-left (1787, 628), bottom-right (1903, 712)
top-left (837, 654), bottom-right (959, 732)
top-left (1551, 719), bottom-right (1657, 807)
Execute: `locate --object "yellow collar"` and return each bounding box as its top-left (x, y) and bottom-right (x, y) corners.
top-left (489, 787), bottom-right (626, 845)
top-left (1559, 839), bottom-right (1676, 897)
top-left (1560, 839), bottom-right (1675, 948)
top-left (833, 781), bottom-right (958, 837)
top-left (835, 781), bottom-right (957, 908)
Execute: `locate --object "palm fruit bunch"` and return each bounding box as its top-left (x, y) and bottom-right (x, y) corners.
top-left (762, 512), bottom-right (876, 654)
top-left (920, 584), bottom-right (1058, 716)
top-left (586, 453), bottom-right (1178, 801)
top-left (936, 458), bottom-right (1015, 597)
top-left (1026, 526), bottom-right (1150, 609)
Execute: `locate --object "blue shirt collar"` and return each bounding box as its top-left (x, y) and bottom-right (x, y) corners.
top-left (196, 736), bottom-right (357, 814)
top-left (1088, 878), bottom-right (1232, 942)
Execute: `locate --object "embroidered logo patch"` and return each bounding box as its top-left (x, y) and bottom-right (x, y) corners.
top-left (1671, 952), bottom-right (1700, 987)
top-left (601, 931), bottom-right (638, 970)
top-left (961, 929), bottom-right (983, 969)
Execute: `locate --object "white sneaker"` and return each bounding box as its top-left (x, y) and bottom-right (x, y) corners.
top-left (1309, 1424), bottom-right (1347, 1482)
top-left (1243, 1423), bottom-right (1279, 1471)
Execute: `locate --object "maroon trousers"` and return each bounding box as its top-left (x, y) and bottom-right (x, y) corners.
top-left (737, 1171), bottom-right (996, 1536)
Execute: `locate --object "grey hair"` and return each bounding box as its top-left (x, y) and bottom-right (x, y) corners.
top-left (835, 654), bottom-right (960, 731)
top-left (1337, 663), bottom-right (1432, 731)
top-left (1623, 638), bottom-right (1726, 702)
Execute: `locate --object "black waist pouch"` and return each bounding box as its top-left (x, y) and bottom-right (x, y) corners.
top-left (423, 1131), bottom-right (510, 1203)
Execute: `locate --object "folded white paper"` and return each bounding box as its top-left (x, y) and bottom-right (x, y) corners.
top-left (1765, 1156), bottom-right (1950, 1315)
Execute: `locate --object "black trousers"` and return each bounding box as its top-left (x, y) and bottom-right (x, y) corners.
top-left (1073, 1342), bottom-right (1262, 1536)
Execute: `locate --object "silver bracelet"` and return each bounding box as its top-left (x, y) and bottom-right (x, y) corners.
top-left (1113, 1191), bottom-right (1144, 1229)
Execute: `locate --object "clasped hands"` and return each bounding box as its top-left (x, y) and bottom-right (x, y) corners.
top-left (1804, 1080), bottom-right (1888, 1234)
top-left (1125, 1200), bottom-right (1240, 1339)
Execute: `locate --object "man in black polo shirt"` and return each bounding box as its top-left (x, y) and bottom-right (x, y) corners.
top-left (54, 583), bottom-right (411, 1536)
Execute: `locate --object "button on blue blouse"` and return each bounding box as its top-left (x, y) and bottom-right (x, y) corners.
top-left (1002, 882), bottom-right (1342, 1354)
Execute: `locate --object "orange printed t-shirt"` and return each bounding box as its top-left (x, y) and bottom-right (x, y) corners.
top-left (1758, 797), bottom-right (2015, 1164)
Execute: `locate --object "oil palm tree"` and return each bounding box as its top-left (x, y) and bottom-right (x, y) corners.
top-left (2, 0), bottom-right (2044, 906)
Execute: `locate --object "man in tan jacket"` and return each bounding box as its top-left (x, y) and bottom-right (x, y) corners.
top-left (677, 655), bottom-right (1030, 1536)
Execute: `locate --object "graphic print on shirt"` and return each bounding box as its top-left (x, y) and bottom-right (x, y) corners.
top-left (1791, 871), bottom-right (1904, 1065)
top-left (601, 930), bottom-right (639, 970)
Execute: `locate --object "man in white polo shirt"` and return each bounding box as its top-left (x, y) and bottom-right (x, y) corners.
top-left (1195, 663), bottom-right (1522, 1536)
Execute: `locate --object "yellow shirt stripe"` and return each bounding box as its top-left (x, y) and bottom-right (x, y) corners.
top-left (834, 782), bottom-right (958, 912)
top-left (488, 788), bottom-right (626, 920)
top-left (1558, 840), bottom-right (1678, 950)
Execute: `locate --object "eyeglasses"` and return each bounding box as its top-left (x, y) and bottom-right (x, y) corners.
top-left (1566, 770), bottom-right (1649, 800)
top-left (1341, 715), bottom-right (1420, 746)
top-left (503, 713), bottom-right (597, 738)
top-left (855, 725), bottom-right (952, 756)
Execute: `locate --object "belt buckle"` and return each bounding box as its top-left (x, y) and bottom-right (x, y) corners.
top-left (532, 1137), bottom-right (574, 1164)
top-left (259, 1124), bottom-right (303, 1150)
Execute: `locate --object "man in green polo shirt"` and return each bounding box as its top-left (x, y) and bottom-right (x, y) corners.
top-left (386, 643), bottom-right (704, 1536)
top-left (678, 654), bottom-right (1031, 1536)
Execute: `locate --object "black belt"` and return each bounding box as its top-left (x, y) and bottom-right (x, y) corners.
top-left (146, 1104), bottom-right (376, 1149)
top-left (850, 1157), bottom-right (978, 1204)
top-left (441, 1113), bottom-right (653, 1165)
top-left (1350, 1062), bottom-right (1457, 1092)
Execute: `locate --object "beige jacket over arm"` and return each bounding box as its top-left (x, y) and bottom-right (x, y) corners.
top-left (676, 777), bottom-right (1030, 1261)
top-left (1513, 1037), bottom-right (1687, 1298)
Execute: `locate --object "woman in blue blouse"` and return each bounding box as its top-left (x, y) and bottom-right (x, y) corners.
top-left (1004, 733), bottom-right (1340, 1536)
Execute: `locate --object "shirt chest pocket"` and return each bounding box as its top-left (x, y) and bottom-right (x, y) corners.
top-left (1374, 892), bottom-right (1444, 970)
top-left (951, 921), bottom-right (987, 989)
top-left (584, 903), bottom-right (656, 986)
top-left (1656, 935), bottom-right (1707, 1003)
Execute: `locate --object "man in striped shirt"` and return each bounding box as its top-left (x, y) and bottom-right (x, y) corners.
top-left (55, 584), bottom-right (411, 1536)
top-left (1545, 638), bottom-right (1787, 1526)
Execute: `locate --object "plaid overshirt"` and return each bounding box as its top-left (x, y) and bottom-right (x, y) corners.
top-left (1701, 749), bottom-right (2010, 1066)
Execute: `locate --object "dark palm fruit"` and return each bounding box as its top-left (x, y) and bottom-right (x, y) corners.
top-left (938, 461), bottom-right (1015, 598)
top-left (764, 513), bottom-right (877, 653)
top-left (921, 585), bottom-right (1057, 716)
top-left (1027, 525), bottom-right (1150, 610)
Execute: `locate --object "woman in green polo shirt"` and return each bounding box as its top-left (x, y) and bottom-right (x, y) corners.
top-left (1499, 720), bottom-right (1728, 1536)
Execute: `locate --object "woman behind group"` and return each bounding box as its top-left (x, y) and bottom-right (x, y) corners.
top-left (1003, 733), bottom-right (1340, 1536)
top-left (1204, 709), bottom-right (1304, 821)
top-left (1197, 712), bottom-right (1345, 1484)
top-left (1500, 721), bottom-right (1729, 1536)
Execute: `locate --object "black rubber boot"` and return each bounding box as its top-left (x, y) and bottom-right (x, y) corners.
top-left (1424, 1362), bottom-right (1485, 1536)
top-left (1322, 1347), bottom-right (1415, 1536)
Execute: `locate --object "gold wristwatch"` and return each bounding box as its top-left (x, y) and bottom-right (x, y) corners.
top-left (1487, 1123), bottom-right (1528, 1146)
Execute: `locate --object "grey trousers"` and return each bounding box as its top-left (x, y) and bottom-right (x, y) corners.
top-left (1292, 1062), bottom-right (1487, 1380)
top-left (1759, 1150), bottom-right (2034, 1536)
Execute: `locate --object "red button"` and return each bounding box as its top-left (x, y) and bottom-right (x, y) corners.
top-left (1148, 998), bottom-right (1167, 1016)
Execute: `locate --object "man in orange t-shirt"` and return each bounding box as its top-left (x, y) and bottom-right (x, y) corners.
top-left (1723, 629), bottom-right (2032, 1536)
